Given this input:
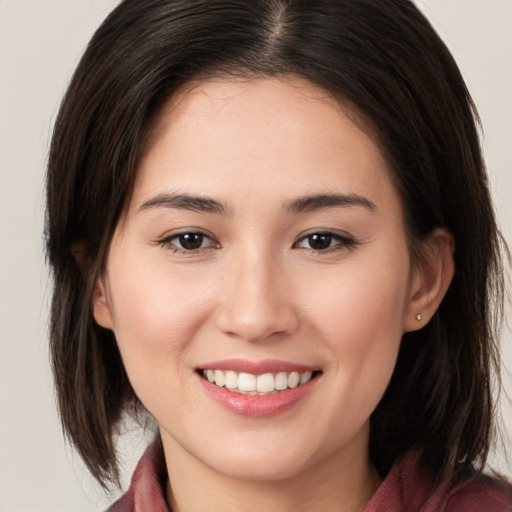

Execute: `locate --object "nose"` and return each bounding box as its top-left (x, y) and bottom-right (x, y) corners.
top-left (215, 247), bottom-right (299, 343)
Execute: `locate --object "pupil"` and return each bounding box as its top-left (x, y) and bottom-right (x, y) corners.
top-left (179, 233), bottom-right (203, 250)
top-left (309, 234), bottom-right (332, 250)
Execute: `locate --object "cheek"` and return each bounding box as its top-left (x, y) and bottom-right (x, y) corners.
top-left (300, 251), bottom-right (410, 387)
top-left (108, 256), bottom-right (210, 339)
top-left (301, 267), bottom-right (408, 441)
top-left (306, 263), bottom-right (408, 335)
top-left (104, 257), bottom-right (216, 399)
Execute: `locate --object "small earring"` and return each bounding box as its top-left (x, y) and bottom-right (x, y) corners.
top-left (415, 313), bottom-right (422, 321)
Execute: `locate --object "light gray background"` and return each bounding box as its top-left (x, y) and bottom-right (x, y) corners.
top-left (0, 1), bottom-right (510, 511)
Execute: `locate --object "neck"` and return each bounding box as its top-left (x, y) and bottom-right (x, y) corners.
top-left (163, 426), bottom-right (381, 512)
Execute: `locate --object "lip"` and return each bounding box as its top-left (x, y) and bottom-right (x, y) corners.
top-left (198, 358), bottom-right (318, 374)
top-left (196, 359), bottom-right (321, 418)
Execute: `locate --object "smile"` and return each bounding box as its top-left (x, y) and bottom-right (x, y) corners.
top-left (197, 362), bottom-right (321, 417)
top-left (201, 369), bottom-right (315, 395)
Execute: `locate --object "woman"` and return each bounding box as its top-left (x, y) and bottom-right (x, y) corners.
top-left (46, 0), bottom-right (511, 510)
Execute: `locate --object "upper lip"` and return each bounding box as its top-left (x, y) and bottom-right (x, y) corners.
top-left (197, 358), bottom-right (319, 374)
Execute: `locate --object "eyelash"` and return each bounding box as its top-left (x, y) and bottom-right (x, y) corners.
top-left (156, 231), bottom-right (218, 253)
top-left (294, 232), bottom-right (357, 253)
top-left (156, 230), bottom-right (357, 254)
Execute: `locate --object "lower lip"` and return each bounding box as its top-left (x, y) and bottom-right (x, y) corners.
top-left (198, 374), bottom-right (318, 417)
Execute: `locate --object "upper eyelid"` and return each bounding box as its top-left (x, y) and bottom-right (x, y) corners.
top-left (155, 228), bottom-right (356, 246)
top-left (155, 230), bottom-right (216, 248)
top-left (157, 228), bottom-right (215, 240)
top-left (296, 228), bottom-right (355, 241)
top-left (293, 230), bottom-right (357, 250)
top-left (156, 231), bottom-right (219, 255)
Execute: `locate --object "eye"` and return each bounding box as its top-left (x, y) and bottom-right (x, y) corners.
top-left (158, 231), bottom-right (216, 252)
top-left (295, 232), bottom-right (355, 252)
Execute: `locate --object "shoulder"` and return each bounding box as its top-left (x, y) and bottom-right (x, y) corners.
top-left (443, 475), bottom-right (512, 512)
top-left (364, 453), bottom-right (511, 512)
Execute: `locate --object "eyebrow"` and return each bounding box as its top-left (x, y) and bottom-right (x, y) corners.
top-left (137, 192), bottom-right (376, 216)
top-left (286, 193), bottom-right (376, 214)
top-left (138, 193), bottom-right (227, 215)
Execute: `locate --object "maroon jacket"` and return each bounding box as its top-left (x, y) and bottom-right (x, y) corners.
top-left (107, 443), bottom-right (511, 511)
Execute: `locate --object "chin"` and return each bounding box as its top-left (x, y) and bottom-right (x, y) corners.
top-left (193, 430), bottom-right (332, 482)
top-left (208, 452), bottom-right (311, 482)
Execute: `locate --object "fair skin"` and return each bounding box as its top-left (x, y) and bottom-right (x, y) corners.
top-left (93, 77), bottom-right (454, 512)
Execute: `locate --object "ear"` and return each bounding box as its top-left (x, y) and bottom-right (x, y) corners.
top-left (92, 274), bottom-right (114, 330)
top-left (403, 229), bottom-right (455, 332)
top-left (71, 241), bottom-right (89, 276)
top-left (72, 242), bottom-right (114, 329)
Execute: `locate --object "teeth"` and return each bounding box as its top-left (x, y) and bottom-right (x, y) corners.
top-left (225, 371), bottom-right (238, 389)
top-left (214, 370), bottom-right (225, 387)
top-left (299, 371), bottom-right (312, 385)
top-left (288, 372), bottom-right (300, 388)
top-left (275, 372), bottom-right (288, 390)
top-left (256, 373), bottom-right (274, 393)
top-left (202, 369), bottom-right (315, 394)
top-left (238, 372), bottom-right (256, 392)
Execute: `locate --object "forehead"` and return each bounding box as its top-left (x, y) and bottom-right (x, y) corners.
top-left (130, 76), bottom-right (399, 216)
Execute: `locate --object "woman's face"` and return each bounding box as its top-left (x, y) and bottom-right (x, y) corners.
top-left (94, 77), bottom-right (423, 481)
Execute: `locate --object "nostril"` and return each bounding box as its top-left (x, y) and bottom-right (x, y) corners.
top-left (214, 303), bottom-right (300, 343)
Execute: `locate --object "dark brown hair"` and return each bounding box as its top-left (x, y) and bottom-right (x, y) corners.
top-left (46, 0), bottom-right (507, 488)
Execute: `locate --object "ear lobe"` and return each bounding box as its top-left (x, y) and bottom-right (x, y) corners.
top-left (404, 229), bottom-right (455, 332)
top-left (92, 275), bottom-right (114, 330)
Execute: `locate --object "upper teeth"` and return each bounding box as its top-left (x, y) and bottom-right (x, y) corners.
top-left (203, 369), bottom-right (313, 395)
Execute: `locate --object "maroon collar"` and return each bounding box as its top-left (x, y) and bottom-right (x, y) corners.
top-left (108, 443), bottom-right (511, 512)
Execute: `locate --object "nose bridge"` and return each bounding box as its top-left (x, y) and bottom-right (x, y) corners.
top-left (216, 240), bottom-right (298, 342)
